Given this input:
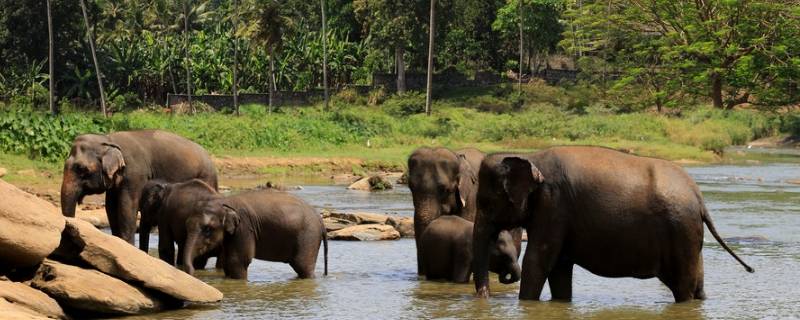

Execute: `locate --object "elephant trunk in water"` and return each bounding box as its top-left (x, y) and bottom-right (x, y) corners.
top-left (499, 261), bottom-right (522, 284)
top-left (413, 197), bottom-right (440, 274)
top-left (60, 169), bottom-right (81, 218)
top-left (183, 232), bottom-right (200, 275)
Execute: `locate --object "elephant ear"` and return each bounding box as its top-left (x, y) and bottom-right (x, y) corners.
top-left (101, 142), bottom-right (125, 186)
top-left (500, 157), bottom-right (545, 213)
top-left (456, 154), bottom-right (477, 208)
top-left (221, 204), bottom-right (240, 235)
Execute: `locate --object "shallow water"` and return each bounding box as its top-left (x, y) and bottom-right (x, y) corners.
top-left (128, 156), bottom-right (800, 319)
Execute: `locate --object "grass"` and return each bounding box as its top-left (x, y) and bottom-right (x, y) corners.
top-left (1, 82), bottom-right (797, 187)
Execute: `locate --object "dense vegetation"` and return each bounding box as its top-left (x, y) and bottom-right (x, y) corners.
top-left (2, 83), bottom-right (798, 165)
top-left (1, 0), bottom-right (798, 112)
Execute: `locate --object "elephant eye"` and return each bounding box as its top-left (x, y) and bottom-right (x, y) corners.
top-left (202, 225), bottom-right (213, 236)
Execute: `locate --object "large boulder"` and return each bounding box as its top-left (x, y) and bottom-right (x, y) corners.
top-left (0, 299), bottom-right (51, 320)
top-left (328, 224), bottom-right (400, 241)
top-left (0, 180), bottom-right (65, 269)
top-left (347, 175), bottom-right (393, 191)
top-left (74, 207), bottom-right (109, 229)
top-left (322, 216), bottom-right (357, 232)
top-left (387, 217), bottom-right (414, 238)
top-left (0, 278), bottom-right (65, 319)
top-left (323, 210), bottom-right (389, 225)
top-left (31, 260), bottom-right (165, 315)
top-left (56, 218), bottom-right (222, 303)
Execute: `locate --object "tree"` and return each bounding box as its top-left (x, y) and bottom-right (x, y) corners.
top-left (250, 1), bottom-right (293, 112)
top-left (425, 0), bottom-right (435, 116)
top-left (233, 0), bottom-right (240, 115)
top-left (321, 0), bottom-right (329, 109)
top-left (353, 0), bottom-right (420, 93)
top-left (493, 0), bottom-right (564, 77)
top-left (79, 0), bottom-right (107, 116)
top-left (46, 0), bottom-right (55, 114)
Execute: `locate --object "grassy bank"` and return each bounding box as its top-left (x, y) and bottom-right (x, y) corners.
top-left (1, 83), bottom-right (798, 185)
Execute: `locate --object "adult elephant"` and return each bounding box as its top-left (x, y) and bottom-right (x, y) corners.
top-left (60, 130), bottom-right (218, 244)
top-left (407, 147), bottom-right (485, 275)
top-left (472, 146), bottom-right (754, 302)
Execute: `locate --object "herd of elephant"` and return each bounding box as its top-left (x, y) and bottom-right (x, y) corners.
top-left (58, 129), bottom-right (754, 303)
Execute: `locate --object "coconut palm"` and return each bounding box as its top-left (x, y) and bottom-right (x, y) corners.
top-left (46, 0), bottom-right (55, 114)
top-left (251, 0), bottom-right (293, 112)
top-left (79, 0), bottom-right (107, 116)
top-left (425, 0), bottom-right (436, 116)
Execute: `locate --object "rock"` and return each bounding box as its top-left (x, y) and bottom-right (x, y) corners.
top-left (787, 179), bottom-right (800, 185)
top-left (75, 207), bottom-right (109, 229)
top-left (387, 217), bottom-right (414, 238)
top-left (331, 173), bottom-right (361, 185)
top-left (56, 218), bottom-right (223, 303)
top-left (16, 169), bottom-right (36, 177)
top-left (521, 230), bottom-right (528, 242)
top-left (347, 175), bottom-right (393, 191)
top-left (0, 299), bottom-right (51, 320)
top-left (0, 180), bottom-right (65, 269)
top-left (328, 224), bottom-right (400, 241)
top-left (323, 210), bottom-right (390, 225)
top-left (322, 217), bottom-right (356, 232)
top-left (31, 260), bottom-right (165, 315)
top-left (0, 278), bottom-right (65, 319)
top-left (396, 171), bottom-right (408, 185)
top-left (0, 167), bottom-right (6, 178)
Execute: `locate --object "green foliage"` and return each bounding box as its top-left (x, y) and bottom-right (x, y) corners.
top-left (382, 92), bottom-right (426, 117)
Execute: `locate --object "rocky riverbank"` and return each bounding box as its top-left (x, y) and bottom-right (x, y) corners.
top-left (0, 180), bottom-right (222, 318)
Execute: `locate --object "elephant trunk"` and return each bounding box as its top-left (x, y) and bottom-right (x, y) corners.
top-left (473, 222), bottom-right (493, 298)
top-left (182, 232), bottom-right (199, 275)
top-left (499, 261), bottom-right (522, 284)
top-left (60, 170), bottom-right (80, 218)
top-left (413, 197), bottom-right (440, 275)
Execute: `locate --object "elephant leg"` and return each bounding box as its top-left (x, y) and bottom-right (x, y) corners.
top-left (193, 253), bottom-right (211, 270)
top-left (158, 228), bottom-right (176, 265)
top-left (548, 260), bottom-right (573, 301)
top-left (519, 225), bottom-right (564, 300)
top-left (113, 188), bottom-right (140, 244)
top-left (451, 248), bottom-right (471, 283)
top-left (659, 261), bottom-right (702, 302)
top-left (139, 223), bottom-right (151, 252)
top-left (105, 191), bottom-right (121, 236)
top-left (693, 255), bottom-right (706, 300)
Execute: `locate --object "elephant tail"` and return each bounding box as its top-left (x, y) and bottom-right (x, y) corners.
top-left (322, 229), bottom-right (329, 276)
top-left (702, 207), bottom-right (755, 273)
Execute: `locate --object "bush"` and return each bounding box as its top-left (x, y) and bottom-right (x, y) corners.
top-left (382, 91), bottom-right (426, 117)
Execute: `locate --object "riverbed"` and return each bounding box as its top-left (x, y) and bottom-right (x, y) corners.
top-left (128, 155), bottom-right (800, 319)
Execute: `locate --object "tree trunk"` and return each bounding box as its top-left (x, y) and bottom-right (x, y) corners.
top-left (518, 0), bottom-right (523, 93)
top-left (46, 0), bottom-right (56, 115)
top-left (232, 0), bottom-right (239, 116)
top-left (425, 0), bottom-right (436, 116)
top-left (710, 72), bottom-right (723, 109)
top-left (79, 0), bottom-right (107, 117)
top-left (395, 45), bottom-right (406, 94)
top-left (268, 46), bottom-right (275, 114)
top-left (321, 0), bottom-right (329, 110)
top-left (184, 0), bottom-right (194, 114)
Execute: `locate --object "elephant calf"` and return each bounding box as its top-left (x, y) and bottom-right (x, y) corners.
top-left (182, 190), bottom-right (329, 280)
top-left (420, 215), bottom-right (521, 284)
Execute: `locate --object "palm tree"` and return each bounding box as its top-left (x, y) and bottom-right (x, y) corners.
top-left (252, 1), bottom-right (292, 113)
top-left (79, 0), bottom-right (108, 116)
top-left (232, 0), bottom-right (240, 116)
top-left (424, 0), bottom-right (436, 116)
top-left (321, 0), bottom-right (329, 110)
top-left (46, 0), bottom-right (55, 115)
top-left (518, 0), bottom-right (523, 94)
top-left (184, 0), bottom-right (193, 113)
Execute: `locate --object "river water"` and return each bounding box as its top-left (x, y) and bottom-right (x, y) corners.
top-left (129, 151), bottom-right (800, 320)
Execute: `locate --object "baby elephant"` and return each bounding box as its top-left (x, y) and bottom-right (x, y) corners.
top-left (420, 215), bottom-right (521, 283)
top-left (183, 190), bottom-right (329, 280)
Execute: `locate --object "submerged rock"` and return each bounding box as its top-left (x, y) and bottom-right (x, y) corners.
top-left (56, 218), bottom-right (223, 303)
top-left (328, 224), bottom-right (401, 241)
top-left (31, 260), bottom-right (165, 315)
top-left (0, 278), bottom-right (65, 319)
top-left (0, 180), bottom-right (65, 269)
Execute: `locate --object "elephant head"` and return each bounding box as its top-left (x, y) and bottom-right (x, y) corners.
top-left (139, 180), bottom-right (168, 224)
top-left (61, 134), bottom-right (126, 217)
top-left (489, 230), bottom-right (522, 284)
top-left (182, 199), bottom-right (239, 275)
top-left (474, 155), bottom-right (544, 297)
top-left (408, 148), bottom-right (478, 238)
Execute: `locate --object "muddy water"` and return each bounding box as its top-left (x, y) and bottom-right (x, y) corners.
top-left (129, 156), bottom-right (800, 319)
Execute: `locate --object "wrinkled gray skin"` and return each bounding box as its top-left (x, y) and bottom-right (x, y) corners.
top-left (472, 146), bottom-right (755, 302)
top-left (60, 130), bottom-right (217, 244)
top-left (408, 147), bottom-right (485, 275)
top-left (420, 215), bottom-right (521, 284)
top-left (183, 190), bottom-right (328, 280)
top-left (139, 179), bottom-right (222, 269)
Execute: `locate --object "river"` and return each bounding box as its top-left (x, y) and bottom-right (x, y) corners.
top-left (129, 151), bottom-right (800, 319)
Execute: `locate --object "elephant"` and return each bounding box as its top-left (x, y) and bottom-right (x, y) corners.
top-left (420, 215), bottom-right (521, 284)
top-left (60, 130), bottom-right (218, 244)
top-left (472, 146), bottom-right (754, 302)
top-left (182, 189), bottom-right (328, 280)
top-left (138, 179), bottom-right (222, 269)
top-left (408, 147), bottom-right (486, 275)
